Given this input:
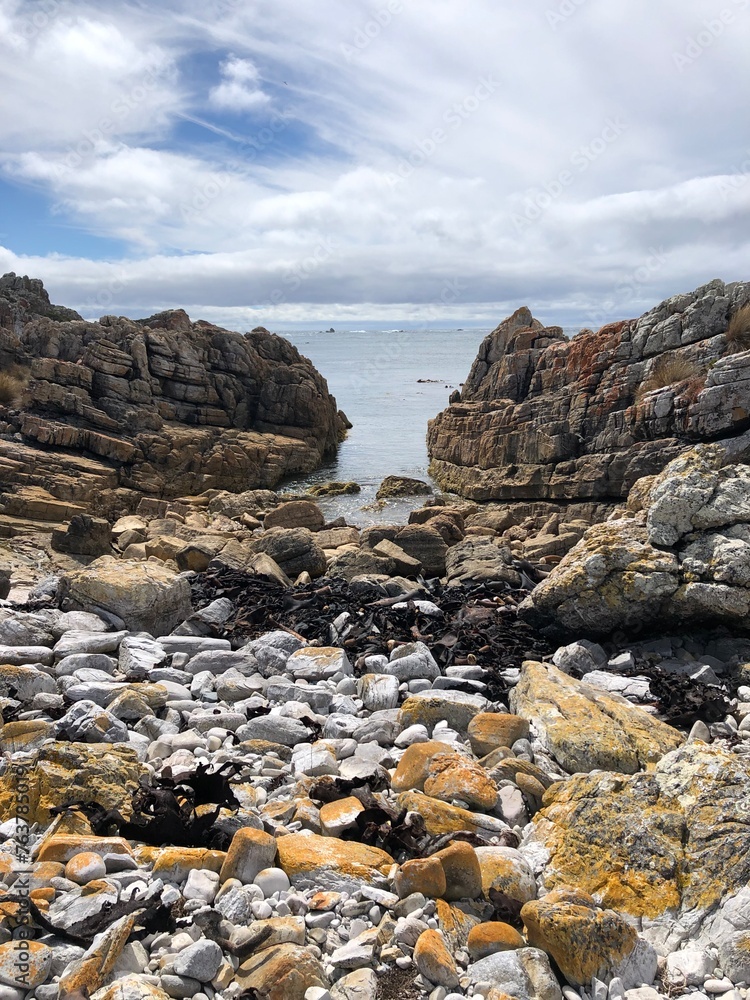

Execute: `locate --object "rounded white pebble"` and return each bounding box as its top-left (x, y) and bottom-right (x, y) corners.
top-left (251, 899), bottom-right (273, 919)
top-left (254, 867), bottom-right (291, 897)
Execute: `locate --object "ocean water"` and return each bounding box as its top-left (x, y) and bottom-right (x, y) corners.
top-left (280, 327), bottom-right (487, 525)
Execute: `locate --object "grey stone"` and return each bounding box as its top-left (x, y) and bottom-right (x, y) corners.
top-left (553, 640), bottom-right (608, 675)
top-left (358, 673), bottom-right (400, 711)
top-left (467, 947), bottom-right (562, 1000)
top-left (384, 641), bottom-right (440, 681)
top-left (183, 649), bottom-right (260, 676)
top-left (53, 630), bottom-right (128, 659)
top-left (238, 714), bottom-right (312, 746)
top-left (54, 652), bottom-right (117, 676)
top-left (59, 699), bottom-right (130, 743)
top-left (0, 644), bottom-right (53, 666)
top-left (171, 939), bottom-right (223, 982)
top-left (119, 634), bottom-right (166, 676)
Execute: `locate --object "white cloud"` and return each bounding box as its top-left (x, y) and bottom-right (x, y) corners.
top-left (209, 55), bottom-right (270, 112)
top-left (0, 0), bottom-right (749, 326)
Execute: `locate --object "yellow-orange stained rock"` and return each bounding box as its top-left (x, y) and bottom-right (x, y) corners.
top-left (413, 929), bottom-right (460, 988)
top-left (391, 741), bottom-right (453, 792)
top-left (36, 835), bottom-right (133, 865)
top-left (220, 828), bottom-right (277, 884)
top-left (0, 940), bottom-right (52, 988)
top-left (521, 889), bottom-right (642, 987)
top-left (149, 847), bottom-right (226, 881)
top-left (277, 833), bottom-right (393, 892)
top-left (475, 846), bottom-right (537, 904)
top-left (468, 713), bottom-right (529, 756)
top-left (423, 753), bottom-right (497, 811)
top-left (394, 857), bottom-right (447, 899)
top-left (468, 921), bottom-right (525, 959)
top-left (236, 942), bottom-right (328, 1000)
top-left (431, 841), bottom-right (482, 901)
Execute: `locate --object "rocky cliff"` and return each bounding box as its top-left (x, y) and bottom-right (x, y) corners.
top-left (0, 274), bottom-right (347, 520)
top-left (427, 279), bottom-right (750, 502)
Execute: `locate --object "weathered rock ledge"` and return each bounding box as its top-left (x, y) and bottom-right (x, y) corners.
top-left (0, 274), bottom-right (347, 520)
top-left (428, 278), bottom-right (750, 502)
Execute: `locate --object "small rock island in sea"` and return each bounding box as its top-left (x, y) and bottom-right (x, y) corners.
top-left (1, 272), bottom-right (750, 1000)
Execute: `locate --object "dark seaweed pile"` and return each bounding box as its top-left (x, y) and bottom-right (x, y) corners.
top-left (190, 569), bottom-right (553, 701)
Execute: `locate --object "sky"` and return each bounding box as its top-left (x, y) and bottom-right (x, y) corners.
top-left (1, 0), bottom-right (749, 330)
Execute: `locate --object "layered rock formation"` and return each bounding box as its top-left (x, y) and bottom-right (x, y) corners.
top-left (520, 441), bottom-right (750, 636)
top-left (0, 274), bottom-right (347, 520)
top-left (428, 279), bottom-right (750, 502)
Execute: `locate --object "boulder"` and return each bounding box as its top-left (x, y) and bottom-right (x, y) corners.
top-left (263, 499), bottom-right (325, 532)
top-left (510, 661), bottom-right (683, 774)
top-left (521, 888), bottom-right (658, 988)
top-left (276, 833), bottom-right (393, 893)
top-left (375, 475), bottom-right (431, 499)
top-left (0, 742), bottom-right (144, 826)
top-left (249, 527), bottom-right (327, 579)
top-left (467, 946), bottom-right (562, 1000)
top-left (475, 846), bottom-right (538, 904)
top-left (468, 713), bottom-right (529, 756)
top-left (393, 524), bottom-right (449, 577)
top-left (528, 742), bottom-right (750, 951)
top-left (0, 568), bottom-right (9, 599)
top-left (413, 929), bottom-right (460, 988)
top-left (445, 536), bottom-right (521, 588)
top-left (51, 515), bottom-right (112, 556)
top-left (236, 943), bottom-right (328, 1000)
top-left (327, 548), bottom-right (396, 581)
top-left (372, 538), bottom-right (423, 576)
top-left (60, 556), bottom-right (192, 634)
top-left (207, 542), bottom-right (292, 587)
top-left (399, 690), bottom-right (490, 733)
top-left (521, 447), bottom-right (750, 635)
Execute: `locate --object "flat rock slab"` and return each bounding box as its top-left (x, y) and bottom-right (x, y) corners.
top-left (276, 833), bottom-right (393, 893)
top-left (510, 660), bottom-right (683, 774)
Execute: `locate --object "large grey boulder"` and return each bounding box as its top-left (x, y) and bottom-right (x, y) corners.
top-left (445, 536), bottom-right (521, 587)
top-left (60, 556), bottom-right (192, 635)
top-left (248, 527), bottom-right (326, 579)
top-left (521, 445), bottom-right (750, 635)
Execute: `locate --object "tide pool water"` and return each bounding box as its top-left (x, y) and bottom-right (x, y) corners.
top-left (280, 327), bottom-right (485, 524)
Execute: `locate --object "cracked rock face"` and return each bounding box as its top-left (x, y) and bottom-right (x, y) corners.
top-left (428, 279), bottom-right (750, 503)
top-left (0, 276), bottom-right (346, 513)
top-left (520, 446), bottom-right (750, 635)
top-left (528, 742), bottom-right (750, 953)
